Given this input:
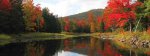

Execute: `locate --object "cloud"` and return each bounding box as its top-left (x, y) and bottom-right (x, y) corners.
top-left (34, 0), bottom-right (108, 17)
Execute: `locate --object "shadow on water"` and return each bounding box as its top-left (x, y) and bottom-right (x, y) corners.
top-left (0, 36), bottom-right (150, 56)
top-left (0, 40), bottom-right (61, 56)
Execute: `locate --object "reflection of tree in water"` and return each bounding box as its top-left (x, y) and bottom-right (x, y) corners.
top-left (25, 40), bottom-right (61, 56)
top-left (89, 37), bottom-right (122, 56)
top-left (0, 43), bottom-right (26, 56)
top-left (64, 39), bottom-right (71, 51)
top-left (63, 37), bottom-right (90, 55)
top-left (63, 37), bottom-right (90, 50)
top-left (25, 42), bottom-right (45, 56)
top-left (99, 40), bottom-right (122, 56)
top-left (0, 40), bottom-right (61, 56)
top-left (89, 37), bottom-right (97, 56)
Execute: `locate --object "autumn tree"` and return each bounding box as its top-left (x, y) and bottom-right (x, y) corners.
top-left (22, 0), bottom-right (44, 32)
top-left (34, 4), bottom-right (44, 32)
top-left (103, 0), bottom-right (141, 32)
top-left (97, 16), bottom-right (105, 32)
top-left (69, 19), bottom-right (77, 32)
top-left (74, 19), bottom-right (87, 33)
top-left (67, 19), bottom-right (90, 33)
top-left (0, 0), bottom-right (11, 12)
top-left (63, 17), bottom-right (70, 32)
top-left (22, 0), bottom-right (36, 32)
top-left (88, 12), bottom-right (96, 33)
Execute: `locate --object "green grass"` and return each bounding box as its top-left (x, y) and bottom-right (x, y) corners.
top-left (0, 32), bottom-right (91, 45)
top-left (113, 31), bottom-right (150, 41)
top-left (19, 32), bottom-right (90, 39)
top-left (0, 34), bottom-right (12, 45)
top-left (0, 34), bottom-right (11, 40)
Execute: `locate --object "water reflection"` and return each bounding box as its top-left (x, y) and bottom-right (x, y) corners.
top-left (0, 40), bottom-right (61, 56)
top-left (55, 50), bottom-right (86, 56)
top-left (0, 37), bottom-right (149, 56)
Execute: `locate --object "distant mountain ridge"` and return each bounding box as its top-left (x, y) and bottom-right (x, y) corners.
top-left (61, 9), bottom-right (104, 19)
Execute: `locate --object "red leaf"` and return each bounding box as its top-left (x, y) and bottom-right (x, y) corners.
top-left (0, 0), bottom-right (11, 11)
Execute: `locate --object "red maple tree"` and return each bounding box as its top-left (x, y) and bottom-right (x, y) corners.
top-left (64, 17), bottom-right (70, 32)
top-left (77, 19), bottom-right (86, 28)
top-left (40, 18), bottom-right (44, 28)
top-left (103, 0), bottom-right (142, 30)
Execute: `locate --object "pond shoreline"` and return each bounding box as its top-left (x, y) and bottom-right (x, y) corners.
top-left (0, 32), bottom-right (91, 45)
top-left (0, 32), bottom-right (150, 56)
top-left (0, 32), bottom-right (150, 46)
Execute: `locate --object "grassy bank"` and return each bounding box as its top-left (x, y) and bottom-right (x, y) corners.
top-left (112, 31), bottom-right (150, 53)
top-left (0, 32), bottom-right (91, 45)
top-left (0, 32), bottom-right (150, 45)
top-left (114, 31), bottom-right (150, 40)
top-left (0, 34), bottom-right (12, 45)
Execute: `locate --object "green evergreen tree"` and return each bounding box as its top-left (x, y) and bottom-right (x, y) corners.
top-left (42, 8), bottom-right (61, 33)
top-left (0, 0), bottom-right (25, 34)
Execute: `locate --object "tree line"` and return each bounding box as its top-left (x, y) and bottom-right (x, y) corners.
top-left (61, 0), bottom-right (150, 33)
top-left (0, 0), bottom-right (61, 34)
top-left (0, 0), bottom-right (149, 34)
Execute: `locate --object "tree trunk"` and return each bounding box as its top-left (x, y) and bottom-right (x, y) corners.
top-left (129, 23), bottom-right (132, 32)
top-left (135, 17), bottom-right (142, 32)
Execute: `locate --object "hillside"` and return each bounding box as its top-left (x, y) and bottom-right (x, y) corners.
top-left (61, 9), bottom-right (104, 19)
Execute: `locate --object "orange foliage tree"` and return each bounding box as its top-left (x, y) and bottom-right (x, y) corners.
top-left (22, 0), bottom-right (35, 32)
top-left (88, 12), bottom-right (96, 33)
top-left (34, 4), bottom-right (44, 32)
top-left (22, 0), bottom-right (44, 32)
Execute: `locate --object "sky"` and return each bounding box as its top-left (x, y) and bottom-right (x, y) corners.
top-left (34, 0), bottom-right (109, 17)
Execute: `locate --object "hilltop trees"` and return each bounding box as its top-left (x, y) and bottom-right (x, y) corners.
top-left (42, 8), bottom-right (61, 33)
top-left (61, 17), bottom-right (91, 33)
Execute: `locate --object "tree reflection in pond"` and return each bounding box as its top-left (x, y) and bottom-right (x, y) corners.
top-left (25, 42), bottom-right (45, 56)
top-left (89, 37), bottom-right (122, 56)
top-left (0, 40), bottom-right (61, 56)
top-left (0, 37), bottom-right (150, 56)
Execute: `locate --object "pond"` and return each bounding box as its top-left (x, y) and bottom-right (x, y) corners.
top-left (0, 36), bottom-right (150, 56)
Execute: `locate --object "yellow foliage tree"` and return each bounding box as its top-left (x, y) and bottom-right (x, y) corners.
top-left (88, 12), bottom-right (95, 33)
top-left (22, 0), bottom-right (43, 32)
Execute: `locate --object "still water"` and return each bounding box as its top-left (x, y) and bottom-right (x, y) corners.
top-left (0, 37), bottom-right (149, 56)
